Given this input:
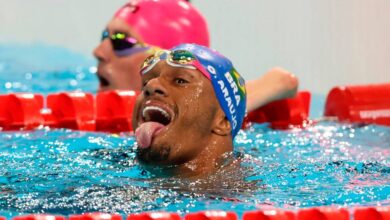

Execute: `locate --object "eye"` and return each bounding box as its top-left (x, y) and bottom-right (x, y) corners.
top-left (175, 78), bottom-right (188, 85)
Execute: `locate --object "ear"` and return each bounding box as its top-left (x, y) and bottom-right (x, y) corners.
top-left (212, 109), bottom-right (231, 136)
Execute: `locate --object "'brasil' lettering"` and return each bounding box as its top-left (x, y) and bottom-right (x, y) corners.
top-left (218, 80), bottom-right (238, 129)
top-left (224, 72), bottom-right (241, 105)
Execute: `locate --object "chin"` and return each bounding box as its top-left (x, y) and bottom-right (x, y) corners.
top-left (136, 143), bottom-right (171, 164)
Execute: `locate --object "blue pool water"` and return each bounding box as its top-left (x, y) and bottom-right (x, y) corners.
top-left (0, 44), bottom-right (389, 217)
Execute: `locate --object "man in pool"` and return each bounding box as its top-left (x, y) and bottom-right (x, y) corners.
top-left (93, 0), bottom-right (298, 112)
top-left (132, 44), bottom-right (246, 178)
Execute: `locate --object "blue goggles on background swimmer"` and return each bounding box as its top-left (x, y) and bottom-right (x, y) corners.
top-left (140, 44), bottom-right (247, 138)
top-left (101, 29), bottom-right (149, 56)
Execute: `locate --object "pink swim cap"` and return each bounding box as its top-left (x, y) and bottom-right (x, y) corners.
top-left (114, 0), bottom-right (210, 49)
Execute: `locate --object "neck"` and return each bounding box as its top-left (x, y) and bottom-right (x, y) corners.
top-left (138, 135), bottom-right (234, 179)
top-left (171, 136), bottom-right (233, 179)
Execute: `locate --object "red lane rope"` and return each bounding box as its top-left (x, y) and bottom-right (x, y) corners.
top-left (2, 83), bottom-right (390, 132)
top-left (6, 207), bottom-right (390, 220)
top-left (0, 90), bottom-right (311, 132)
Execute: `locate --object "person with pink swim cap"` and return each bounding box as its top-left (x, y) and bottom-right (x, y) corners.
top-left (93, 0), bottom-right (298, 112)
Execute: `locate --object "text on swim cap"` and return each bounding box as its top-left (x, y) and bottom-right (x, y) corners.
top-left (224, 72), bottom-right (241, 106)
top-left (217, 79), bottom-right (238, 130)
top-left (207, 65), bottom-right (216, 74)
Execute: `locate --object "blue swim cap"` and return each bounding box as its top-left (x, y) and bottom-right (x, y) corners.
top-left (170, 44), bottom-right (247, 138)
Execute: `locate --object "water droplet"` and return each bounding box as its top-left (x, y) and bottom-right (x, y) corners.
top-left (70, 79), bottom-right (78, 86)
top-left (76, 72), bottom-right (85, 80)
top-left (25, 72), bottom-right (32, 80)
top-left (5, 82), bottom-right (11, 89)
top-left (89, 66), bottom-right (97, 74)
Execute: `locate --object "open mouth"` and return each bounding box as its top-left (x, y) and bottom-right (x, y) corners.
top-left (97, 74), bottom-right (110, 87)
top-left (135, 103), bottom-right (175, 149)
top-left (142, 105), bottom-right (173, 126)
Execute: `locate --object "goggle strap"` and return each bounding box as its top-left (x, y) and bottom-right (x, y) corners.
top-left (191, 61), bottom-right (211, 80)
top-left (115, 46), bottom-right (150, 57)
top-left (166, 59), bottom-right (197, 70)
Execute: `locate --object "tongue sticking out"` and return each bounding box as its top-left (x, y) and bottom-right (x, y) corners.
top-left (135, 122), bottom-right (166, 149)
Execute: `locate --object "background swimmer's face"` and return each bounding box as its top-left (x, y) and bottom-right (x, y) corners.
top-left (132, 61), bottom-right (222, 166)
top-left (93, 18), bottom-right (149, 91)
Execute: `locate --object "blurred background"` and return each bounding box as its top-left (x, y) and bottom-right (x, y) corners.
top-left (1, 0), bottom-right (389, 95)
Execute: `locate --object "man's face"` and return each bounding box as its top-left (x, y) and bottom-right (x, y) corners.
top-left (132, 60), bottom-right (221, 165)
top-left (93, 18), bottom-right (149, 91)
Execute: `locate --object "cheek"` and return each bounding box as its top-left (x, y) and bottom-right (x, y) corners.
top-left (126, 56), bottom-right (141, 68)
top-left (117, 57), bottom-right (141, 76)
top-left (183, 83), bottom-right (215, 115)
top-left (179, 89), bottom-right (217, 129)
top-left (112, 57), bottom-right (143, 90)
top-left (189, 87), bottom-right (205, 105)
top-left (179, 82), bottom-right (206, 106)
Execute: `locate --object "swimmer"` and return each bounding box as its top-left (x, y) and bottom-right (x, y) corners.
top-left (132, 44), bottom-right (246, 178)
top-left (93, 0), bottom-right (298, 112)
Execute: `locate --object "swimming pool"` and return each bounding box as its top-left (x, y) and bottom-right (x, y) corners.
top-left (0, 44), bottom-right (389, 218)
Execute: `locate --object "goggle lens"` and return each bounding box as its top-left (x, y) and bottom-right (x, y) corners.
top-left (141, 50), bottom-right (199, 75)
top-left (170, 50), bottom-right (196, 64)
top-left (101, 29), bottom-right (141, 53)
top-left (111, 37), bottom-right (137, 51)
top-left (141, 55), bottom-right (157, 70)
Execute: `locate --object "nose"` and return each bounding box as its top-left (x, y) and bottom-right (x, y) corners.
top-left (93, 39), bottom-right (112, 62)
top-left (144, 77), bottom-right (168, 97)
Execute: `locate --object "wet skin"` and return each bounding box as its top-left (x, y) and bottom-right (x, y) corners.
top-left (132, 61), bottom-right (233, 177)
top-left (93, 18), bottom-right (150, 92)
